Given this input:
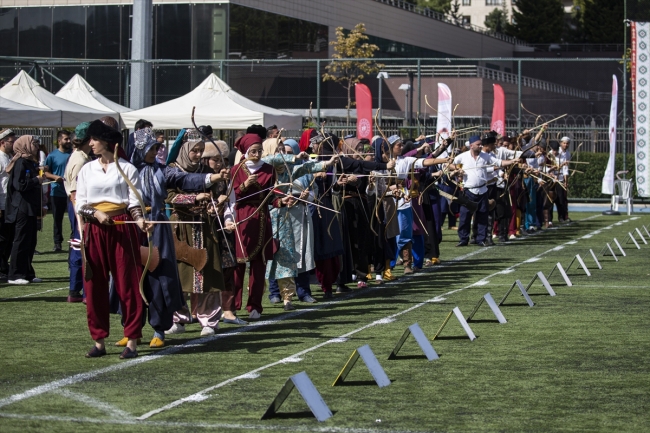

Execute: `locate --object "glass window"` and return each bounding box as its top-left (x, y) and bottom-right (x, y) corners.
top-left (229, 4), bottom-right (328, 60)
top-left (462, 0), bottom-right (471, 5)
top-left (18, 7), bottom-right (52, 57)
top-left (0, 8), bottom-right (18, 57)
top-left (87, 6), bottom-right (121, 59)
top-left (53, 7), bottom-right (85, 58)
top-left (154, 4), bottom-right (191, 60)
top-left (486, 0), bottom-right (502, 5)
top-left (120, 5), bottom-right (132, 60)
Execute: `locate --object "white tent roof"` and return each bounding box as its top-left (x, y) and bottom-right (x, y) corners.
top-left (0, 71), bottom-right (118, 127)
top-left (56, 74), bottom-right (131, 114)
top-left (120, 74), bottom-right (302, 131)
top-left (0, 96), bottom-right (62, 127)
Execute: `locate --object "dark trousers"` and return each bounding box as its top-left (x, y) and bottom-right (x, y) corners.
top-left (458, 191), bottom-right (489, 244)
top-left (0, 212), bottom-right (13, 275)
top-left (234, 258), bottom-right (265, 313)
top-left (8, 212), bottom-right (37, 280)
top-left (555, 183), bottom-right (569, 220)
top-left (50, 195), bottom-right (68, 246)
top-left (269, 272), bottom-right (312, 300)
top-left (67, 200), bottom-right (83, 296)
top-left (423, 197), bottom-right (442, 259)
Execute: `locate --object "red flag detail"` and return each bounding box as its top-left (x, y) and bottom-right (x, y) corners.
top-left (355, 83), bottom-right (373, 139)
top-left (491, 84), bottom-right (505, 136)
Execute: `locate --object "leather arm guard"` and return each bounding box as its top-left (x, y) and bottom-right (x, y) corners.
top-left (78, 204), bottom-right (99, 223)
top-left (129, 206), bottom-right (144, 222)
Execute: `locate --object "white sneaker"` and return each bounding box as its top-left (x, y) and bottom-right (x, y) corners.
top-left (248, 309), bottom-right (261, 319)
top-left (164, 323), bottom-right (185, 335)
top-left (200, 327), bottom-right (216, 336)
top-left (8, 279), bottom-right (29, 285)
top-left (375, 275), bottom-right (383, 282)
top-left (31, 277), bottom-right (43, 283)
top-left (509, 234), bottom-right (517, 240)
top-left (492, 234), bottom-right (498, 239)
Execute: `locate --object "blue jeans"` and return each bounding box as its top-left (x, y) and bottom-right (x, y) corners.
top-left (524, 177), bottom-right (539, 229)
top-left (268, 278), bottom-right (280, 300)
top-left (412, 235), bottom-right (425, 268)
top-left (68, 200), bottom-right (83, 297)
top-left (393, 208), bottom-right (414, 266)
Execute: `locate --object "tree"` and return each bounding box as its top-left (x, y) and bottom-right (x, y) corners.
top-left (484, 6), bottom-right (508, 33)
top-left (507, 0), bottom-right (565, 43)
top-left (323, 24), bottom-right (381, 126)
top-left (449, 0), bottom-right (462, 25)
top-left (582, 0), bottom-right (624, 43)
top-left (404, 0), bottom-right (452, 14)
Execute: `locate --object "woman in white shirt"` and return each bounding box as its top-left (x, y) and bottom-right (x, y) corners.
top-left (75, 120), bottom-right (151, 360)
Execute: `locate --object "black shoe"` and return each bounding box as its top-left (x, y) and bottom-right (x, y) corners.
top-left (469, 238), bottom-right (477, 245)
top-left (323, 291), bottom-right (334, 299)
top-left (477, 241), bottom-right (490, 247)
top-left (336, 285), bottom-right (351, 293)
top-left (456, 241), bottom-right (468, 247)
top-left (486, 239), bottom-right (495, 246)
top-left (119, 347), bottom-right (138, 359)
top-left (223, 317), bottom-right (248, 325)
top-left (85, 346), bottom-right (107, 358)
top-left (300, 295), bottom-right (317, 303)
top-left (34, 250), bottom-right (41, 255)
top-left (498, 236), bottom-right (507, 243)
top-left (53, 244), bottom-right (63, 252)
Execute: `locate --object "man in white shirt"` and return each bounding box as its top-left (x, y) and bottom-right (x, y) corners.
top-left (450, 135), bottom-right (518, 247)
top-left (483, 132), bottom-right (518, 243)
top-left (0, 129), bottom-right (16, 277)
top-left (556, 136), bottom-right (572, 222)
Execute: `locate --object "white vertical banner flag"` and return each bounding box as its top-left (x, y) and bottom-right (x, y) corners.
top-left (633, 22), bottom-right (650, 197)
top-left (436, 83), bottom-right (452, 140)
top-left (601, 75), bottom-right (618, 195)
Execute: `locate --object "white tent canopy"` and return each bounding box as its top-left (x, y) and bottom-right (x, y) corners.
top-left (0, 71), bottom-right (118, 127)
top-left (120, 74), bottom-right (302, 131)
top-left (0, 96), bottom-right (62, 127)
top-left (56, 74), bottom-right (132, 114)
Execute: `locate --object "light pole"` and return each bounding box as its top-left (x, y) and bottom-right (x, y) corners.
top-left (399, 83), bottom-right (411, 126)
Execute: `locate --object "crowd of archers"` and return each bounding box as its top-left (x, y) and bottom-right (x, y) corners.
top-left (0, 118), bottom-right (572, 359)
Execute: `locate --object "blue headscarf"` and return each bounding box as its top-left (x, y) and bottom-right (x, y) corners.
top-left (131, 128), bottom-right (166, 217)
top-left (284, 139), bottom-right (302, 164)
top-left (372, 137), bottom-right (389, 164)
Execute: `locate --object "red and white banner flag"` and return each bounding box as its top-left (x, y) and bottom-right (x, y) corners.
top-left (436, 83), bottom-right (452, 139)
top-left (491, 84), bottom-right (505, 136)
top-left (355, 83), bottom-right (373, 139)
top-left (601, 75), bottom-right (618, 195)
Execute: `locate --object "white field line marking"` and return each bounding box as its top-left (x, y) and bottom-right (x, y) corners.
top-left (52, 389), bottom-right (133, 419)
top-left (0, 287), bottom-right (68, 301)
top-left (0, 248), bottom-right (487, 410)
top-left (140, 215), bottom-right (624, 420)
top-left (0, 412), bottom-right (429, 433)
top-left (0, 213), bottom-right (612, 416)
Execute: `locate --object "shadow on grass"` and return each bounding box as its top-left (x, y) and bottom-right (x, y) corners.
top-left (337, 380), bottom-right (394, 387)
top-left (434, 335), bottom-right (476, 340)
top-left (387, 354), bottom-right (431, 360)
top-left (0, 296), bottom-right (67, 303)
top-left (270, 410), bottom-right (338, 419)
top-left (466, 319), bottom-right (501, 323)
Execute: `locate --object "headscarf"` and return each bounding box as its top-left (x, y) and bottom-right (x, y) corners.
top-left (262, 138), bottom-right (280, 157)
top-left (74, 122), bottom-right (91, 143)
top-left (319, 133), bottom-right (339, 157)
top-left (130, 128), bottom-right (166, 216)
top-left (283, 139), bottom-right (302, 165)
top-left (175, 139), bottom-right (204, 173)
top-left (342, 136), bottom-right (362, 158)
top-left (299, 128), bottom-right (316, 152)
top-left (7, 135), bottom-right (39, 173)
top-left (372, 137), bottom-right (388, 164)
top-left (234, 133), bottom-right (264, 172)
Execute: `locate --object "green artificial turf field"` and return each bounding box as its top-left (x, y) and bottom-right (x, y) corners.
top-left (0, 212), bottom-right (649, 432)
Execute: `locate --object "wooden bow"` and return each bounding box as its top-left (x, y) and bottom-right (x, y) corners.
top-left (114, 143), bottom-right (150, 306)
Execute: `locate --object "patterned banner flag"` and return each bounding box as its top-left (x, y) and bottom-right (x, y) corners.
top-left (633, 22), bottom-right (650, 197)
top-left (491, 84), bottom-right (505, 136)
top-left (354, 83), bottom-right (373, 139)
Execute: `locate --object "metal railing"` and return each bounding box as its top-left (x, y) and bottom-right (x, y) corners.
top-left (374, 0), bottom-right (528, 46)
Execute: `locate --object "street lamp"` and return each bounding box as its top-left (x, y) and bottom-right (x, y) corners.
top-left (377, 71), bottom-right (389, 126)
top-left (399, 83), bottom-right (411, 124)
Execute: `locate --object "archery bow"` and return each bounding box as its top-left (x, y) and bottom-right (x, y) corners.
top-left (113, 142), bottom-right (150, 306)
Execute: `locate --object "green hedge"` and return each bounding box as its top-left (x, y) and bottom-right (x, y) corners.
top-left (568, 153), bottom-right (636, 199)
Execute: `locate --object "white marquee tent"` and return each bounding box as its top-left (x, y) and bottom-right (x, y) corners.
top-left (0, 71), bottom-right (118, 127)
top-left (121, 74), bottom-right (302, 130)
top-left (0, 96), bottom-right (62, 127)
top-left (56, 74), bottom-right (131, 114)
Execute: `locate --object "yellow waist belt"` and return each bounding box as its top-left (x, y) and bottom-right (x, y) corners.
top-left (92, 202), bottom-right (127, 213)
